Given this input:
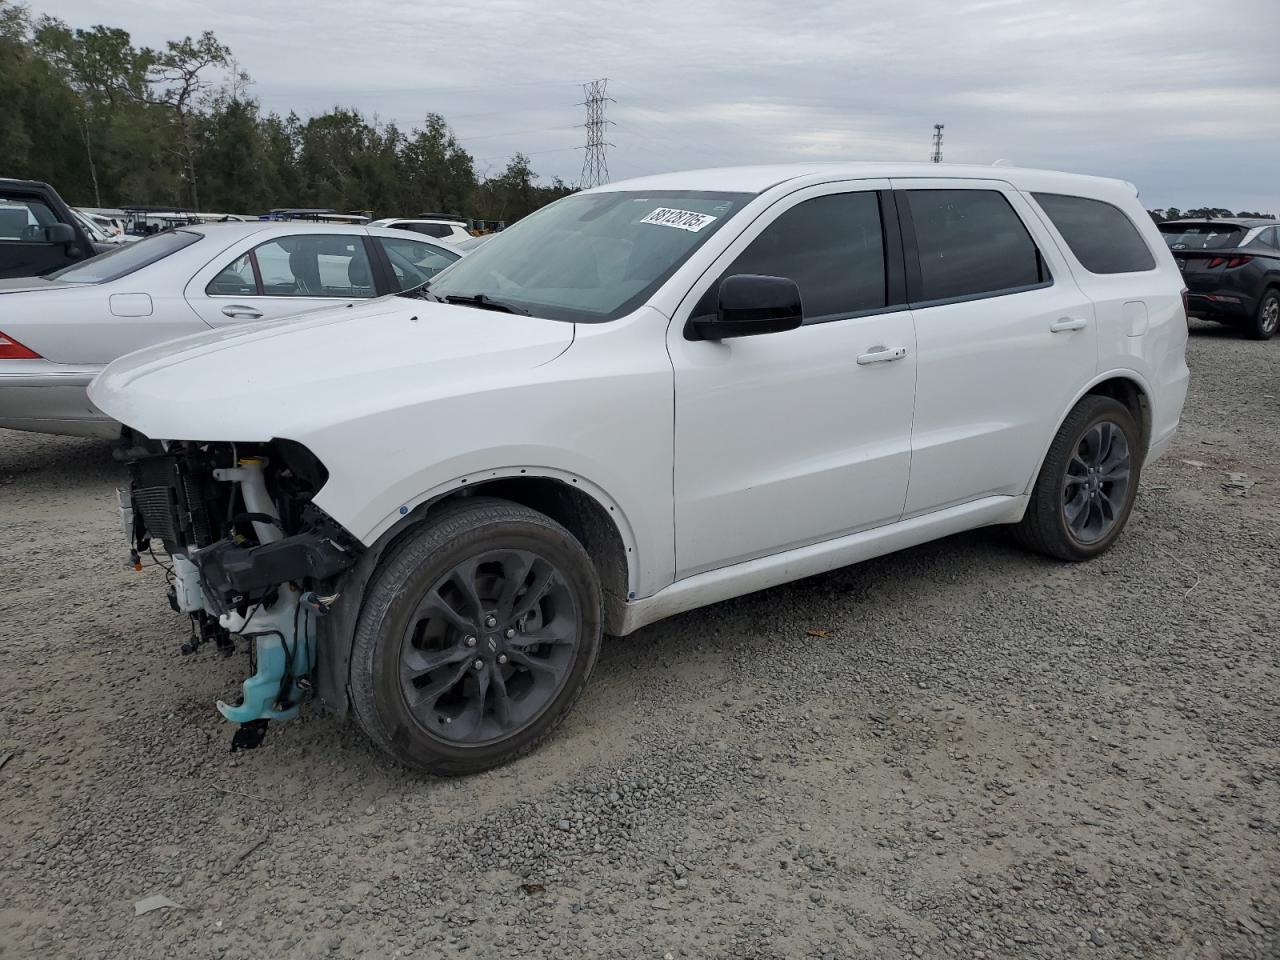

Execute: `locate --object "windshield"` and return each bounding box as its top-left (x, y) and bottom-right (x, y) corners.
top-left (423, 190), bottom-right (752, 321)
top-left (48, 229), bottom-right (202, 284)
top-left (1159, 223), bottom-right (1246, 250)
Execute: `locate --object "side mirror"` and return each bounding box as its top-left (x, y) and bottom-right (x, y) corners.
top-left (687, 274), bottom-right (803, 341)
top-left (45, 223), bottom-right (76, 245)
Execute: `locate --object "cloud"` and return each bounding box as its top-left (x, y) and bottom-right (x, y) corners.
top-left (47, 0), bottom-right (1280, 211)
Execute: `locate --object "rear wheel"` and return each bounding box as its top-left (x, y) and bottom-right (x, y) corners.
top-left (1014, 396), bottom-right (1142, 561)
top-left (349, 498), bottom-right (602, 775)
top-left (1249, 288), bottom-right (1279, 340)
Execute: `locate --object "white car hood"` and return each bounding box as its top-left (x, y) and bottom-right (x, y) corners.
top-left (89, 296), bottom-right (575, 441)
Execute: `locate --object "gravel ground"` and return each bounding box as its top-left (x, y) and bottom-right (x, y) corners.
top-left (1, 321), bottom-right (1277, 960)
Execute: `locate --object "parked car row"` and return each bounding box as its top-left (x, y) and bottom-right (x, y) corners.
top-left (0, 178), bottom-right (112, 279)
top-left (67, 162), bottom-right (1190, 774)
top-left (1158, 217), bottom-right (1280, 339)
top-left (0, 221), bottom-right (461, 436)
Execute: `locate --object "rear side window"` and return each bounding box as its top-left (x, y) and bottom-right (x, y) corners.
top-left (905, 190), bottom-right (1047, 302)
top-left (1245, 227), bottom-right (1279, 251)
top-left (1033, 193), bottom-right (1155, 274)
top-left (706, 191), bottom-right (886, 321)
top-left (253, 235), bottom-right (374, 298)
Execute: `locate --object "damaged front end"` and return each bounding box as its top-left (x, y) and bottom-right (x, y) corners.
top-left (117, 436), bottom-right (363, 747)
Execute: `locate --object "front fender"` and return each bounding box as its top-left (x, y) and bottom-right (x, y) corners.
top-left (312, 465), bottom-right (644, 722)
top-left (359, 462), bottom-right (643, 595)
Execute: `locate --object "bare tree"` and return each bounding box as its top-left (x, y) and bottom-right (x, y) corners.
top-left (143, 31), bottom-right (231, 209)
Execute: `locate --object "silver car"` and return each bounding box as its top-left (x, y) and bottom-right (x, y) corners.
top-left (0, 221), bottom-right (462, 437)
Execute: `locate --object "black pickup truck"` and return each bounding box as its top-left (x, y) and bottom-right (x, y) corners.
top-left (0, 178), bottom-right (109, 279)
top-left (1159, 218), bottom-right (1280, 340)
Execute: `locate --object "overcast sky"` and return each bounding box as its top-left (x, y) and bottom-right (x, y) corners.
top-left (50, 0), bottom-right (1280, 212)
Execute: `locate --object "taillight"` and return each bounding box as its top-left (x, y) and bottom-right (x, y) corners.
top-left (1206, 255), bottom-right (1252, 269)
top-left (1181, 288), bottom-right (1190, 324)
top-left (0, 330), bottom-right (41, 359)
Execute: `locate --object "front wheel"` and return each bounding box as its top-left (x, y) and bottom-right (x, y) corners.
top-left (1249, 288), bottom-right (1279, 340)
top-left (349, 498), bottom-right (602, 775)
top-left (1015, 396), bottom-right (1142, 561)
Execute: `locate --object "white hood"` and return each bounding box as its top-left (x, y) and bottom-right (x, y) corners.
top-left (89, 296), bottom-right (575, 441)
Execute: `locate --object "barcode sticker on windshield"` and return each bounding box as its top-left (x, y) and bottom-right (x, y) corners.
top-left (640, 207), bottom-right (717, 232)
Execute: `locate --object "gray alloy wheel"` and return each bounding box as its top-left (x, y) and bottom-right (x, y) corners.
top-left (349, 498), bottom-right (602, 775)
top-left (1252, 289), bottom-right (1279, 340)
top-left (397, 547), bottom-right (581, 746)
top-left (1061, 420), bottom-right (1131, 545)
top-left (1014, 395), bottom-right (1142, 562)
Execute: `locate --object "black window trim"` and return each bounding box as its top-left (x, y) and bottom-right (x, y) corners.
top-left (1031, 191), bottom-right (1157, 276)
top-left (365, 234), bottom-right (398, 296)
top-left (894, 187), bottom-right (1055, 311)
top-left (683, 187), bottom-right (911, 335)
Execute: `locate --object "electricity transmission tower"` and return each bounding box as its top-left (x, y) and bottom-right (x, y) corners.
top-left (930, 124), bottom-right (944, 163)
top-left (579, 78), bottom-right (615, 188)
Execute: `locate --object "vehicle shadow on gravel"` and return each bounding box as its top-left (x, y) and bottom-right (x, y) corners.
top-left (1187, 319), bottom-right (1258, 340)
top-left (0, 431), bottom-right (120, 491)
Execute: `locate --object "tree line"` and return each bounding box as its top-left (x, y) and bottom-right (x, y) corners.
top-left (0, 1), bottom-right (573, 222)
top-left (5, 2), bottom-right (1272, 227)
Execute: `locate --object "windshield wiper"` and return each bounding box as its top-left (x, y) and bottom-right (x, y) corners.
top-left (397, 280), bottom-right (436, 301)
top-left (440, 292), bottom-right (531, 316)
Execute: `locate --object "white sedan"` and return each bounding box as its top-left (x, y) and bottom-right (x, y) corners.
top-left (0, 221), bottom-right (462, 437)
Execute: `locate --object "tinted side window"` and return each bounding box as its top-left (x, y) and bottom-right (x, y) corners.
top-left (413, 223), bottom-right (452, 239)
top-left (1033, 193), bottom-right (1155, 274)
top-left (1245, 227), bottom-right (1279, 251)
top-left (206, 252), bottom-right (257, 295)
top-left (906, 189), bottom-right (1046, 302)
top-left (253, 235), bottom-right (374, 298)
top-left (710, 192), bottom-right (886, 321)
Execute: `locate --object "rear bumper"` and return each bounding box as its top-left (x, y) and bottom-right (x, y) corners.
top-left (1186, 290), bottom-right (1257, 320)
top-left (0, 360), bottom-right (117, 438)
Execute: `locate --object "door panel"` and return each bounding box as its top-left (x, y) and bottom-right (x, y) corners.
top-left (891, 179), bottom-right (1098, 515)
top-left (669, 180), bottom-right (917, 577)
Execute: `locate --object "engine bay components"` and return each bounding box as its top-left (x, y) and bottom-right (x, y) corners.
top-left (118, 437), bottom-right (362, 742)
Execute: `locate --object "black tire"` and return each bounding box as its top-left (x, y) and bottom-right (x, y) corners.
top-left (349, 497), bottom-right (602, 775)
top-left (1248, 288), bottom-right (1279, 341)
top-left (1014, 396), bottom-right (1142, 562)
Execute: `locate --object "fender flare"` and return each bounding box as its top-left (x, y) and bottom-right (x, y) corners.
top-left (1023, 368), bottom-right (1154, 498)
top-left (315, 465), bottom-right (641, 721)
top-left (362, 465), bottom-right (641, 579)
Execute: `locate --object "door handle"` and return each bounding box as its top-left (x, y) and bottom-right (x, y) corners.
top-left (1050, 316), bottom-right (1088, 333)
top-left (221, 304), bottom-right (264, 320)
top-left (856, 345), bottom-right (907, 365)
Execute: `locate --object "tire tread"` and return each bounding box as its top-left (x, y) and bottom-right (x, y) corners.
top-left (348, 497), bottom-right (602, 776)
top-left (1014, 395), bottom-right (1141, 562)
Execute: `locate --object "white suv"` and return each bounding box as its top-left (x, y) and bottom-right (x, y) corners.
top-left (368, 217), bottom-right (473, 245)
top-left (91, 163), bottom-right (1190, 774)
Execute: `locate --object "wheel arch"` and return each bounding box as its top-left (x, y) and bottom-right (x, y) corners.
top-left (315, 469), bottom-right (638, 720)
top-left (1023, 370), bottom-right (1154, 500)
